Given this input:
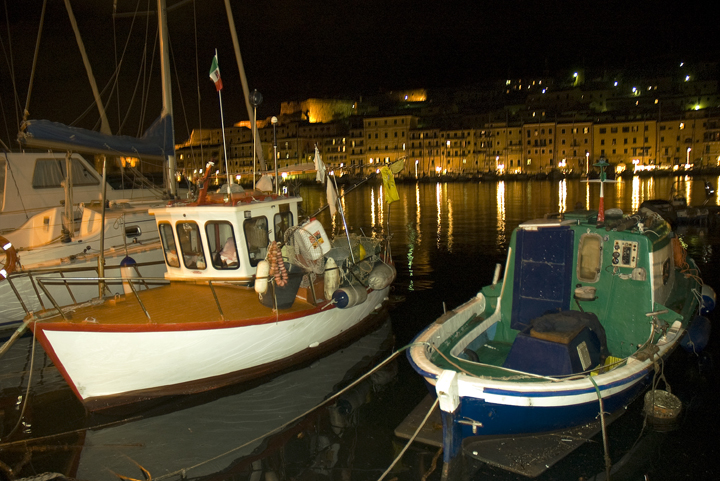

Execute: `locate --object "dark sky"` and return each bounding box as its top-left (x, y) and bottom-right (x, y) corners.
top-left (1, 0), bottom-right (717, 146)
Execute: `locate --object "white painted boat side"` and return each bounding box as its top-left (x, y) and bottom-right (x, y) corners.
top-left (409, 300), bottom-right (685, 410)
top-left (42, 287), bottom-right (389, 399)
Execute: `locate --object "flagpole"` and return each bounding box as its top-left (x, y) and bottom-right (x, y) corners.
top-left (213, 50), bottom-right (231, 188)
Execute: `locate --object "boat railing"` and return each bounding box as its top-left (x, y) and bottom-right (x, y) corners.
top-left (5, 260), bottom-right (166, 320)
top-left (32, 273), bottom-right (239, 323)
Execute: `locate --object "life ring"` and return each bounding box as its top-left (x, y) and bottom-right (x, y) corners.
top-left (0, 235), bottom-right (20, 279)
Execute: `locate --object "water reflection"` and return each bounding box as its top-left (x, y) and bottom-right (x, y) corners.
top-left (435, 183), bottom-right (442, 250)
top-left (558, 179), bottom-right (567, 213)
top-left (0, 318), bottom-right (396, 480)
top-left (496, 181), bottom-right (506, 247)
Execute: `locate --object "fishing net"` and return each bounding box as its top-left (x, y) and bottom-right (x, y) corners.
top-left (284, 225), bottom-right (326, 275)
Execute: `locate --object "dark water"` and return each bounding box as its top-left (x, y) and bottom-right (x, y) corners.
top-left (1, 177), bottom-right (719, 480)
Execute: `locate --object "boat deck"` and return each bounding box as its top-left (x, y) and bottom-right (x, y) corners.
top-left (34, 281), bottom-right (319, 327)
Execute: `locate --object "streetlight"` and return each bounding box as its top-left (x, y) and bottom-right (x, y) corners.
top-left (687, 147), bottom-right (692, 168)
top-left (272, 116), bottom-right (278, 194)
top-left (583, 152), bottom-right (590, 174)
top-left (415, 159), bottom-right (419, 179)
top-left (249, 89), bottom-right (263, 189)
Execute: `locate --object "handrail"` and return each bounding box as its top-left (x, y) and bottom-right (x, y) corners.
top-left (4, 260), bottom-right (166, 319)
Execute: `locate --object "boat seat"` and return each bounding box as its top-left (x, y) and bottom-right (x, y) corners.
top-left (503, 311), bottom-right (607, 376)
top-left (529, 323), bottom-right (585, 344)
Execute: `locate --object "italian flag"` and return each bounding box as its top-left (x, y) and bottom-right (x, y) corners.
top-left (209, 55), bottom-right (223, 91)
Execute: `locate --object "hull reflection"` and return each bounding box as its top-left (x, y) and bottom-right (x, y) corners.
top-left (0, 317), bottom-right (396, 480)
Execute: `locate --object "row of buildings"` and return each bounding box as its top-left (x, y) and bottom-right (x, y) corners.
top-left (174, 63), bottom-right (720, 181)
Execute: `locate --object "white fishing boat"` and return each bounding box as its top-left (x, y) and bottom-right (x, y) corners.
top-left (27, 168), bottom-right (396, 409)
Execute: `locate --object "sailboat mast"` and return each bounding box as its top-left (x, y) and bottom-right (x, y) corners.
top-left (157, 0), bottom-right (177, 197)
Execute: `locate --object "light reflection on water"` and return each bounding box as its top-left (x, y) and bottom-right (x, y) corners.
top-left (301, 176), bottom-right (718, 294)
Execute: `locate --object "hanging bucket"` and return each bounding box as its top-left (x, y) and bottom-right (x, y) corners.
top-left (643, 389), bottom-right (682, 432)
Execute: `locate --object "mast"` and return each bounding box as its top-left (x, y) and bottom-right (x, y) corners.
top-left (64, 0), bottom-right (111, 135)
top-left (223, 0), bottom-right (266, 171)
top-left (158, 0), bottom-right (177, 197)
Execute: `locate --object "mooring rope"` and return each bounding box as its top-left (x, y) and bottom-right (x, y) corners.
top-left (152, 341), bottom-right (419, 480)
top-left (378, 397), bottom-right (440, 481)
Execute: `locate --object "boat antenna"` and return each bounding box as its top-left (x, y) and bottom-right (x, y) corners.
top-left (209, 50), bottom-right (231, 189)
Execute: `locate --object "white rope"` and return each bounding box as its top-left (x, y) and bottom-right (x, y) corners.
top-left (378, 397), bottom-right (440, 481)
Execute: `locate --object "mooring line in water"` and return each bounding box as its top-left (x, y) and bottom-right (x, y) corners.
top-left (0, 321), bottom-right (37, 443)
top-left (378, 396), bottom-right (440, 481)
top-left (0, 416), bottom-right (144, 449)
top-left (589, 375), bottom-right (612, 481)
top-left (153, 341), bottom-right (420, 481)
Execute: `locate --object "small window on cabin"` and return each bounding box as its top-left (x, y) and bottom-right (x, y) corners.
top-left (206, 221), bottom-right (239, 270)
top-left (159, 223), bottom-right (180, 268)
top-left (125, 226), bottom-right (142, 238)
top-left (662, 258), bottom-right (670, 285)
top-left (243, 216), bottom-right (269, 267)
top-left (176, 222), bottom-right (207, 270)
top-left (577, 233), bottom-right (603, 283)
top-left (274, 210), bottom-right (293, 243)
top-left (32, 158), bottom-right (99, 188)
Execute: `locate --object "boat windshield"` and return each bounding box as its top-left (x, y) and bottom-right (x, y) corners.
top-left (244, 216), bottom-right (269, 267)
top-left (206, 221), bottom-right (239, 270)
top-left (159, 223), bottom-right (180, 268)
top-left (274, 211), bottom-right (293, 242)
top-left (177, 222), bottom-right (207, 270)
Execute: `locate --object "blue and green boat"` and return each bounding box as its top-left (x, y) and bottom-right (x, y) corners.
top-left (408, 208), bottom-right (715, 472)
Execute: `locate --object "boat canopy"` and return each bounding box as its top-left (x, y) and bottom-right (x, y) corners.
top-left (17, 115), bottom-right (174, 161)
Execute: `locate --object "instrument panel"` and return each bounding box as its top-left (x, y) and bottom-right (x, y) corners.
top-left (612, 240), bottom-right (638, 268)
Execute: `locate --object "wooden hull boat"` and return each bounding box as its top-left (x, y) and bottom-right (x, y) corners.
top-left (28, 182), bottom-right (396, 410)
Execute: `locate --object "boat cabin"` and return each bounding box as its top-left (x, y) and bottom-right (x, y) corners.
top-left (465, 211), bottom-right (686, 376)
top-left (150, 191), bottom-right (300, 282)
top-left (1, 152), bottom-right (168, 234)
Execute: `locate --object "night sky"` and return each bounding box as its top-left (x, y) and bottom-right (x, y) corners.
top-left (1, 0), bottom-right (717, 147)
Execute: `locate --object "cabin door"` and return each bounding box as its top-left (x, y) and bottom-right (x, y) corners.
top-left (510, 227), bottom-right (575, 331)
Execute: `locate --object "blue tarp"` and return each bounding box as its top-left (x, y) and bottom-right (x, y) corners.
top-left (18, 115), bottom-right (174, 161)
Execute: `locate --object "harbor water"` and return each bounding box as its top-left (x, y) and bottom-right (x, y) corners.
top-left (1, 176), bottom-right (718, 480)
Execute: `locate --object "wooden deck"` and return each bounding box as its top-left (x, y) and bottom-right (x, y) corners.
top-left (36, 281), bottom-right (319, 327)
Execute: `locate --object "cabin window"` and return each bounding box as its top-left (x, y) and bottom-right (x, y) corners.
top-left (274, 211), bottom-right (293, 242)
top-left (662, 258), bottom-right (670, 285)
top-left (31, 157), bottom-right (99, 188)
top-left (176, 222), bottom-right (207, 269)
top-left (158, 223), bottom-right (180, 268)
top-left (577, 233), bottom-right (603, 283)
top-left (205, 221), bottom-right (239, 270)
top-left (125, 226), bottom-right (142, 238)
top-left (243, 216), bottom-right (269, 267)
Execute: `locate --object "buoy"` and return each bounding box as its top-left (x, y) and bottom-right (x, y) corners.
top-left (1, 235), bottom-right (20, 279)
top-left (255, 260), bottom-right (270, 294)
top-left (368, 262), bottom-right (396, 290)
top-left (120, 256), bottom-right (137, 295)
top-left (324, 257), bottom-right (340, 300)
top-left (681, 315), bottom-right (711, 353)
top-left (700, 284), bottom-right (716, 314)
top-left (332, 283), bottom-right (368, 309)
